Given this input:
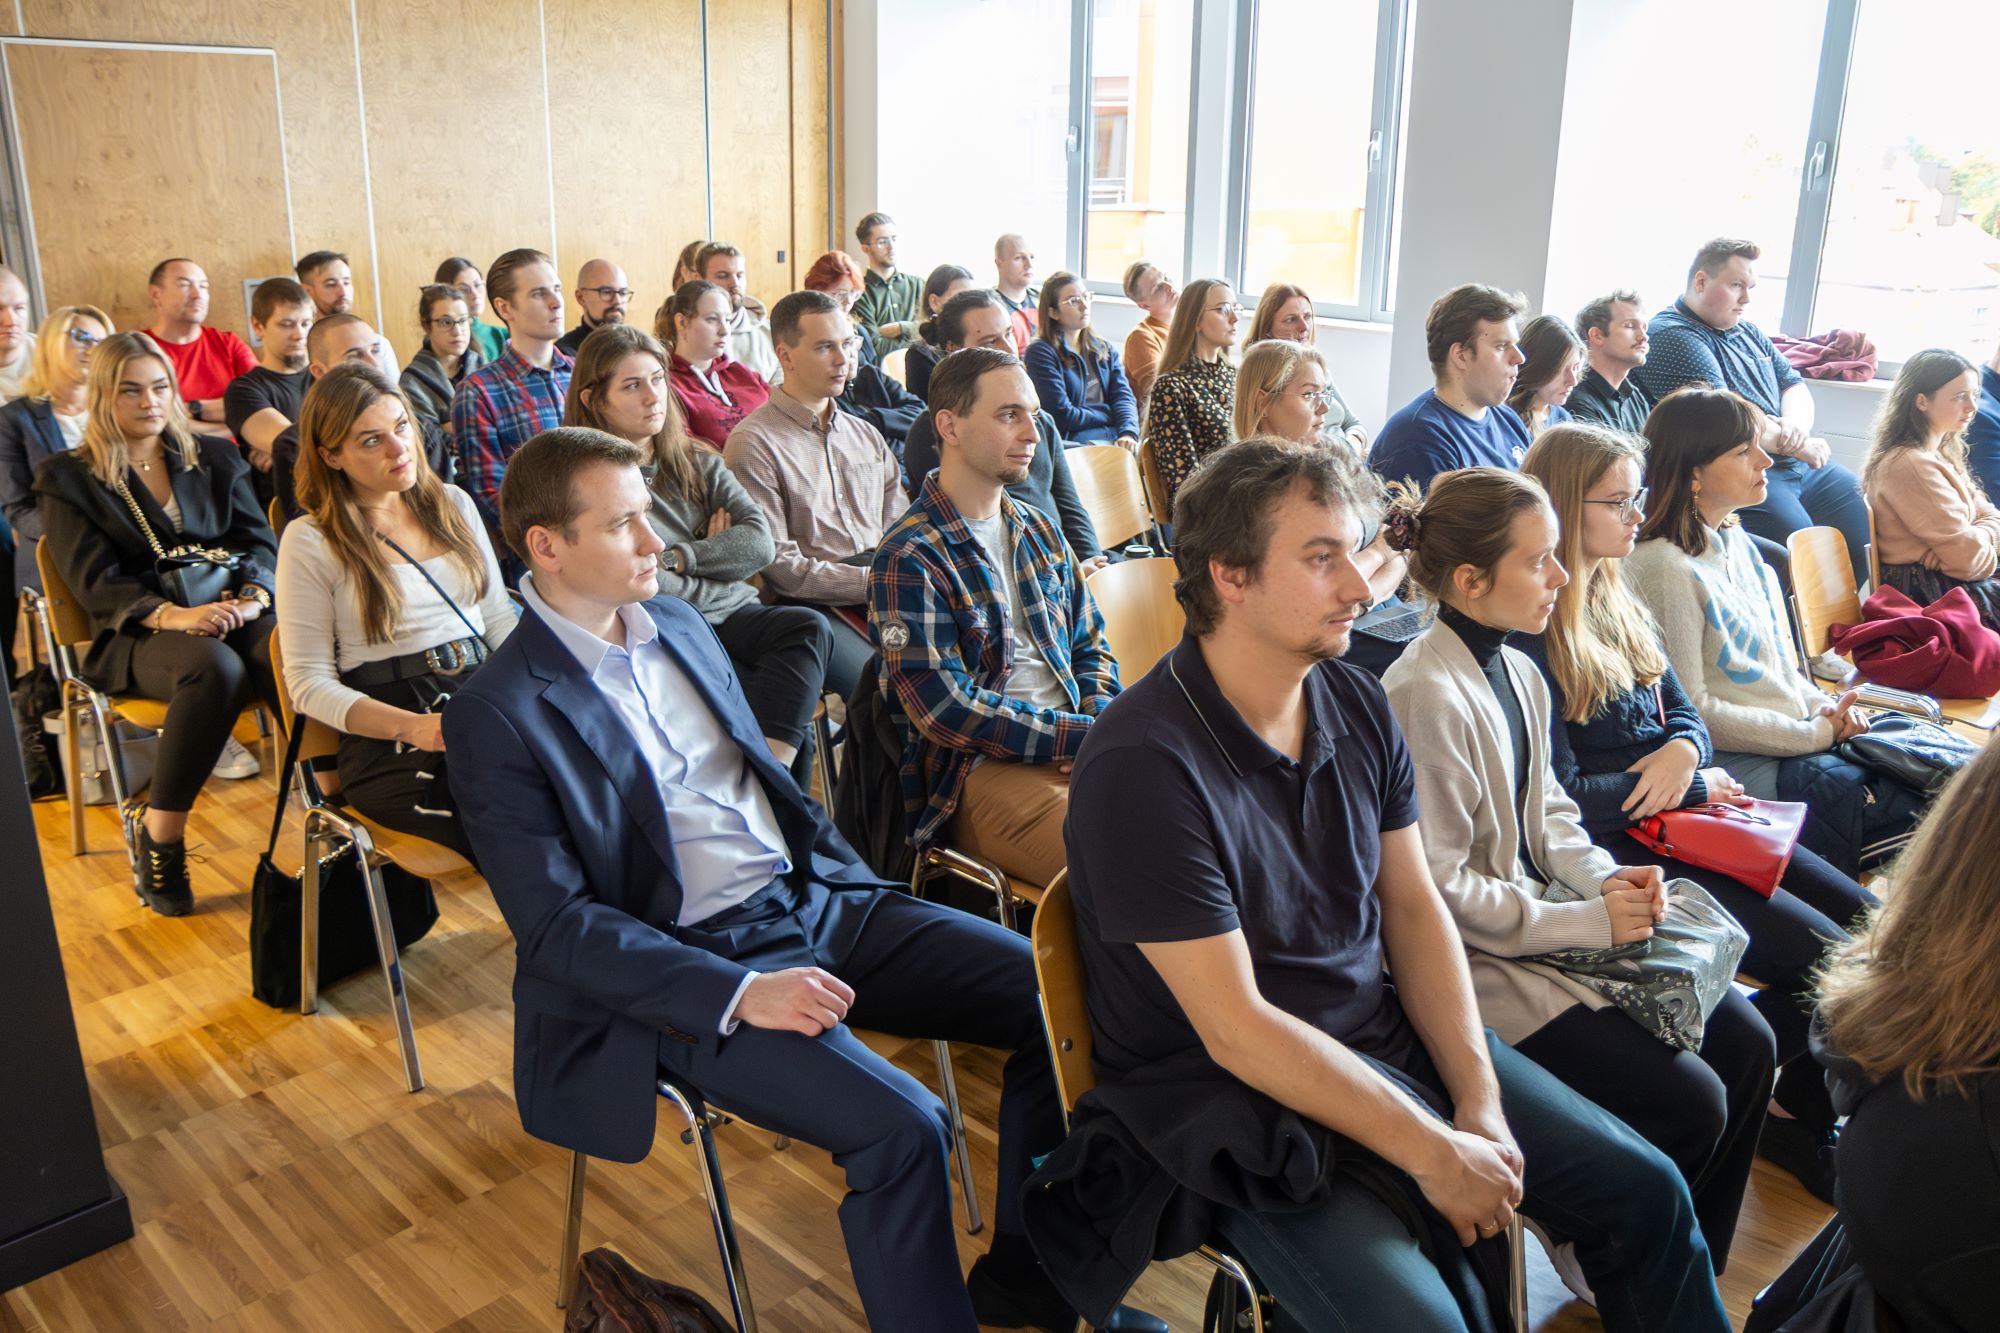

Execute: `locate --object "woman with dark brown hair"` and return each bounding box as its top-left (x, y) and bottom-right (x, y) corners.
top-left (1025, 270), bottom-right (1138, 445)
top-left (1505, 314), bottom-right (1583, 437)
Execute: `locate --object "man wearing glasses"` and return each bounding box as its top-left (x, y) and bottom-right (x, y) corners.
top-left (1370, 284), bottom-right (1533, 495)
top-left (849, 212), bottom-right (922, 358)
top-left (556, 259), bottom-right (632, 357)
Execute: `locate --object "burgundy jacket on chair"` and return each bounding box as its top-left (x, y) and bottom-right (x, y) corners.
top-left (1830, 584), bottom-right (2000, 697)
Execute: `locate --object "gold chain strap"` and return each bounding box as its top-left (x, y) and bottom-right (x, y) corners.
top-left (111, 472), bottom-right (169, 561)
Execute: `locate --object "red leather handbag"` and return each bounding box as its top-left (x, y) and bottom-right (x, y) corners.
top-left (1627, 799), bottom-right (1806, 899)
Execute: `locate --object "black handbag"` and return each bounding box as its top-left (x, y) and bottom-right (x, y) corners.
top-left (1835, 713), bottom-right (1977, 796)
top-left (112, 471), bottom-right (243, 607)
top-left (249, 721), bottom-right (439, 1009)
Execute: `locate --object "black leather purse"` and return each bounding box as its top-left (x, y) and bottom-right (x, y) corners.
top-left (1836, 713), bottom-right (1977, 796)
top-left (113, 472), bottom-right (243, 607)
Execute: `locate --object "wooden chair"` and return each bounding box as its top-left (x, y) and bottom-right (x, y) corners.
top-left (1787, 526), bottom-right (1998, 730)
top-left (36, 542), bottom-right (269, 861)
top-left (881, 346), bottom-right (909, 387)
top-left (1065, 444), bottom-right (1156, 551)
top-left (1087, 557), bottom-right (1183, 682)
top-left (1864, 503), bottom-right (1881, 593)
top-left (266, 497), bottom-right (288, 539)
top-left (1032, 872), bottom-right (1528, 1333)
top-left (1138, 435), bottom-right (1172, 531)
top-left (268, 626), bottom-right (468, 1093)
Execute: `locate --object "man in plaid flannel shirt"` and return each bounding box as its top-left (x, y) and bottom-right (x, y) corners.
top-left (869, 347), bottom-right (1119, 890)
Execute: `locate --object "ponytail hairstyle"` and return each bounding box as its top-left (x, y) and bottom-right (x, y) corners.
top-left (1522, 423), bottom-right (1668, 721)
top-left (1380, 466), bottom-right (1554, 608)
top-left (916, 264), bottom-right (976, 345)
top-left (655, 280), bottom-right (724, 354)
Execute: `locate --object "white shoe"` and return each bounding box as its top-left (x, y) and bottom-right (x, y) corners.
top-left (212, 736), bottom-right (262, 780)
top-left (1809, 651), bottom-right (1852, 683)
top-left (1524, 1218), bottom-right (1596, 1308)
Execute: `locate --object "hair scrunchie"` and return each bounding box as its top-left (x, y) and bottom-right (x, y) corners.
top-left (1380, 505), bottom-right (1422, 553)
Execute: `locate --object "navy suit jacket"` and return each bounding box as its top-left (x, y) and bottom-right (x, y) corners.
top-left (443, 593), bottom-right (895, 1162)
top-left (0, 395), bottom-right (71, 591)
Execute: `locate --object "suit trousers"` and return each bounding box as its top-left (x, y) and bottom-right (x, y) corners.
top-left (662, 877), bottom-right (1061, 1333)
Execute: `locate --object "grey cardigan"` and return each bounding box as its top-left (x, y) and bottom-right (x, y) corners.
top-left (1382, 617), bottom-right (1621, 1042)
top-left (645, 447), bottom-right (775, 623)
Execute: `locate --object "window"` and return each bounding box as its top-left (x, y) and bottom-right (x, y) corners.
top-left (1811, 0), bottom-right (2000, 360)
top-left (1083, 0), bottom-right (1194, 288)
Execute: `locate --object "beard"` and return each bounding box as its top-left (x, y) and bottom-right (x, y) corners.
top-left (997, 463), bottom-right (1031, 486)
top-left (278, 350), bottom-right (308, 372)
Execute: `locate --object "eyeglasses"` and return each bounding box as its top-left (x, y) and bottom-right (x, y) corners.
top-left (1210, 303), bottom-right (1241, 318)
top-left (1303, 388), bottom-right (1338, 407)
top-left (579, 287), bottom-right (634, 302)
top-left (1059, 294), bottom-right (1091, 310)
top-left (66, 328), bottom-right (103, 348)
top-left (429, 316), bottom-right (470, 331)
top-left (1583, 488), bottom-right (1650, 521)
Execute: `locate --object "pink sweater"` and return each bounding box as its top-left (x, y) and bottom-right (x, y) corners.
top-left (1866, 448), bottom-right (2000, 580)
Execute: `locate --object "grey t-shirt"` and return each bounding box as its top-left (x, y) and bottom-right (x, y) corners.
top-left (964, 509), bottom-right (1069, 710)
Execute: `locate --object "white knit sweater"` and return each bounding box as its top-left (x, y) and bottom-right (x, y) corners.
top-left (1623, 526), bottom-right (1835, 757)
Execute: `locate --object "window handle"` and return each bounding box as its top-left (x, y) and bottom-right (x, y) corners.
top-left (1367, 129), bottom-right (1384, 170)
top-left (1806, 139), bottom-right (1828, 188)
top-left (1066, 125), bottom-right (1081, 156)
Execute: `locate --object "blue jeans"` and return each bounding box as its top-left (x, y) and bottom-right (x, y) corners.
top-left (1212, 1038), bottom-right (1728, 1333)
top-left (1737, 456), bottom-right (1870, 586)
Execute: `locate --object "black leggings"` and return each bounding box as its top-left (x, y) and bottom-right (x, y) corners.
top-left (710, 602), bottom-right (833, 748)
top-left (1515, 986), bottom-right (1774, 1273)
top-left (1602, 830), bottom-right (1873, 1131)
top-left (119, 616), bottom-right (279, 813)
top-left (337, 670), bottom-right (478, 864)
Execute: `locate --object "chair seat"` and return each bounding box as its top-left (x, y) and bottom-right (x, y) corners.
top-left (350, 809), bottom-right (473, 877)
top-left (107, 696), bottom-right (171, 731)
top-left (1007, 876), bottom-right (1045, 908)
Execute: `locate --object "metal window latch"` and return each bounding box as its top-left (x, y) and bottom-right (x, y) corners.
top-left (1807, 140), bottom-right (1829, 187)
top-left (1367, 129), bottom-right (1383, 172)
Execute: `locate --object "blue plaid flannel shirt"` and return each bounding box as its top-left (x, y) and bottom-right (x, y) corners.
top-left (452, 345), bottom-right (574, 540)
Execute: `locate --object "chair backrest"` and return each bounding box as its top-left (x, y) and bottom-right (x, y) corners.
top-left (1029, 871), bottom-right (1096, 1125)
top-left (265, 625), bottom-right (342, 766)
top-left (1138, 435), bottom-right (1171, 526)
top-left (1065, 444), bottom-right (1154, 550)
top-left (267, 497), bottom-right (288, 539)
top-left (34, 541), bottom-right (92, 648)
top-left (1087, 557), bottom-right (1184, 682)
top-left (1865, 502), bottom-right (1882, 592)
top-left (1787, 526), bottom-right (1862, 659)
top-left (881, 347), bottom-right (909, 387)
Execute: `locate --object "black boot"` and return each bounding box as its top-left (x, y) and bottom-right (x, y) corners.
top-left (133, 818), bottom-right (194, 917)
top-left (1757, 1112), bottom-right (1838, 1205)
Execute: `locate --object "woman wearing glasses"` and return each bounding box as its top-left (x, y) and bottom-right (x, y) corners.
top-left (1023, 271), bottom-right (1138, 446)
top-left (1140, 277), bottom-right (1239, 521)
top-left (1521, 421), bottom-right (1874, 1205)
top-left (400, 284), bottom-right (485, 468)
top-left (432, 257), bottom-right (509, 362)
top-left (656, 279), bottom-right (770, 451)
top-left (1248, 282), bottom-right (1368, 450)
top-left (0, 303), bottom-right (110, 594)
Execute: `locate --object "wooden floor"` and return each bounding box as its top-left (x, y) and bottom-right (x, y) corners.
top-left (4, 753), bottom-right (1833, 1332)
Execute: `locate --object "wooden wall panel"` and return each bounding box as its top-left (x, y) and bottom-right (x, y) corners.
top-left (790, 0), bottom-right (832, 277)
top-left (5, 44), bottom-right (290, 338)
top-left (707, 0), bottom-right (796, 300)
top-left (24, 0), bottom-right (378, 328)
top-left (352, 0), bottom-right (556, 357)
top-left (544, 0), bottom-right (706, 333)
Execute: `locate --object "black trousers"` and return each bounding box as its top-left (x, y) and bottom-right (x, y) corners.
top-left (1515, 987), bottom-right (1774, 1273)
top-left (335, 668), bottom-right (480, 864)
top-left (778, 600), bottom-right (874, 699)
top-left (120, 615), bottom-right (279, 813)
top-left (663, 878), bottom-right (1060, 1333)
top-left (1602, 830), bottom-right (1873, 1129)
top-left (709, 601), bottom-right (831, 749)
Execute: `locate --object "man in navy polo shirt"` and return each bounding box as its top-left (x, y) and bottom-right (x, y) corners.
top-left (1634, 237), bottom-right (1869, 583)
top-left (1371, 284), bottom-right (1533, 493)
top-left (1058, 439), bottom-right (1729, 1331)
top-left (1966, 340), bottom-right (2000, 500)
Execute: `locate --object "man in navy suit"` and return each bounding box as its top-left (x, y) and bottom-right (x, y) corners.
top-left (445, 428), bottom-right (1160, 1333)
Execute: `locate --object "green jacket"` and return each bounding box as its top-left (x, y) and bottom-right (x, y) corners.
top-left (851, 269), bottom-right (922, 356)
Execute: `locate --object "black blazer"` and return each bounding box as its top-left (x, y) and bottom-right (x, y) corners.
top-left (0, 395), bottom-right (72, 590)
top-left (34, 434), bottom-right (276, 692)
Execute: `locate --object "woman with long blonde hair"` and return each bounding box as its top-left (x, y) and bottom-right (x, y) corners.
top-left (1814, 738), bottom-right (2000, 1328)
top-left (564, 323), bottom-right (827, 771)
top-left (1247, 282), bottom-right (1367, 448)
top-left (1140, 276), bottom-right (1239, 520)
top-left (276, 364), bottom-right (515, 862)
top-left (1523, 421), bottom-right (1873, 1203)
top-left (1, 303), bottom-right (110, 593)
top-left (35, 332), bottom-right (279, 914)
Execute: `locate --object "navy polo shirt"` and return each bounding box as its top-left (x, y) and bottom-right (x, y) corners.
top-left (1965, 363), bottom-right (2000, 502)
top-left (1633, 298), bottom-right (1802, 417)
top-left (1064, 633), bottom-right (1418, 1081)
top-left (1369, 388), bottom-right (1531, 491)
top-left (1566, 366), bottom-right (1654, 436)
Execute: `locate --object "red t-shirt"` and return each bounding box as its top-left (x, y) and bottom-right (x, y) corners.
top-left (669, 353), bottom-right (772, 450)
top-left (145, 325), bottom-right (257, 401)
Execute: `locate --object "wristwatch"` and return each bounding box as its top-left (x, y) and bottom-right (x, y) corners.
top-left (238, 584), bottom-right (272, 609)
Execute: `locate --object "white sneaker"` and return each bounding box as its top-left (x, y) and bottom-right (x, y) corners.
top-left (212, 736), bottom-right (262, 780)
top-left (1524, 1218), bottom-right (1596, 1308)
top-left (1809, 651), bottom-right (1852, 683)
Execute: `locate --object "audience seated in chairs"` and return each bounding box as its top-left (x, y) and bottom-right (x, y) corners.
top-left (696, 242), bottom-right (780, 385)
top-left (1504, 314), bottom-right (1583, 438)
top-left (143, 258), bottom-right (252, 442)
top-left (1, 303), bottom-right (109, 596)
top-left (297, 249), bottom-right (399, 377)
top-left (275, 364), bottom-right (515, 864)
top-left (1861, 348), bottom-right (2000, 628)
top-left (441, 426), bottom-right (1158, 1333)
top-left (1024, 271), bottom-right (1139, 448)
top-left (1566, 290), bottom-right (1654, 435)
top-left (1634, 237), bottom-right (1869, 584)
top-left (800, 249), bottom-right (926, 449)
top-left (1370, 284), bottom-right (1532, 492)
top-left (1522, 422), bottom-right (1875, 1203)
top-left (556, 257), bottom-right (632, 358)
top-left (902, 302), bottom-right (1103, 567)
top-left (1050, 437), bottom-right (1728, 1331)
top-left (870, 346), bottom-right (1119, 891)
top-left (1141, 277), bottom-right (1239, 522)
top-left (657, 279), bottom-right (770, 452)
top-left (400, 283), bottom-right (484, 470)
top-left (848, 211), bottom-right (921, 357)
top-left (434, 256), bottom-right (509, 362)
top-left (903, 263), bottom-right (974, 402)
top-left (1119, 260), bottom-right (1177, 414)
top-left (224, 278), bottom-right (314, 488)
top-left (1379, 466), bottom-right (1776, 1285)
top-left (1813, 741), bottom-right (2000, 1332)
top-left (1623, 388), bottom-right (1933, 879)
top-left (273, 314), bottom-right (449, 521)
top-left (35, 331), bottom-right (279, 916)
top-left (1248, 282), bottom-right (1369, 449)
top-left (723, 290), bottom-right (906, 699)
top-left (562, 322), bottom-right (829, 774)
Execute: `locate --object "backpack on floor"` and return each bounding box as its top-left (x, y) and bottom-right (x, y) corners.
top-left (562, 1248), bottom-right (732, 1333)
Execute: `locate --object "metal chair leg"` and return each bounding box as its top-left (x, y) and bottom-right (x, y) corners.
top-left (1197, 1245), bottom-right (1265, 1333)
top-left (934, 1039), bottom-right (983, 1236)
top-left (554, 1151), bottom-right (587, 1308)
top-left (1508, 1214), bottom-right (1527, 1333)
top-left (301, 808), bottom-right (325, 1015)
top-left (61, 682), bottom-right (86, 855)
top-left (91, 692), bottom-right (136, 871)
top-left (913, 846), bottom-right (1019, 933)
top-left (351, 823), bottom-right (424, 1093)
top-left (660, 1080), bottom-right (758, 1333)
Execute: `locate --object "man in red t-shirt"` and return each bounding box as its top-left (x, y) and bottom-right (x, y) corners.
top-left (144, 257), bottom-right (254, 440)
